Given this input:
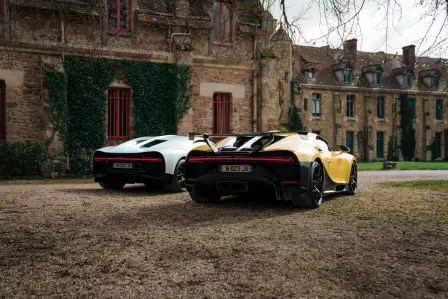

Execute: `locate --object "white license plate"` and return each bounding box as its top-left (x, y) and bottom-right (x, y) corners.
top-left (112, 162), bottom-right (133, 169)
top-left (220, 165), bottom-right (252, 172)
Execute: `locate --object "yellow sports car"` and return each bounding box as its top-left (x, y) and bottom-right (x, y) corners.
top-left (185, 131), bottom-right (357, 208)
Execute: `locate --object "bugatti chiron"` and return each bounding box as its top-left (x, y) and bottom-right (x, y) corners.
top-left (185, 131), bottom-right (357, 208)
top-left (93, 135), bottom-right (202, 192)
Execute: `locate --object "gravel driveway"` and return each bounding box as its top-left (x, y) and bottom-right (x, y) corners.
top-left (0, 172), bottom-right (447, 298)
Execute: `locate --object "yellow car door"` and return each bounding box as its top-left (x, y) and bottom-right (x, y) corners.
top-left (315, 138), bottom-right (347, 184)
top-left (330, 151), bottom-right (351, 183)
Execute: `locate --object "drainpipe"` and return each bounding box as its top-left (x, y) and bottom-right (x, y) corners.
top-left (252, 36), bottom-right (258, 132)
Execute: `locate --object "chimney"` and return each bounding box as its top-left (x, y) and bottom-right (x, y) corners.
top-left (343, 38), bottom-right (358, 64)
top-left (402, 45), bottom-right (416, 69)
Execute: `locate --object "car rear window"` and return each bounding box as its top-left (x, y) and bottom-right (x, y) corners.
top-left (218, 135), bottom-right (285, 152)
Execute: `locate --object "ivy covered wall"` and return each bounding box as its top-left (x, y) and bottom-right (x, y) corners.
top-left (45, 56), bottom-right (192, 174)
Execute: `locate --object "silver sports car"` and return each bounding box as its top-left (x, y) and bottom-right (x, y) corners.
top-left (92, 135), bottom-right (201, 192)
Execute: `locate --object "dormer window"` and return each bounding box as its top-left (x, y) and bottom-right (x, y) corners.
top-left (309, 67), bottom-right (315, 79)
top-left (433, 76), bottom-right (439, 89)
top-left (344, 69), bottom-right (352, 84)
top-left (374, 72), bottom-right (382, 85)
top-left (405, 72), bottom-right (412, 88)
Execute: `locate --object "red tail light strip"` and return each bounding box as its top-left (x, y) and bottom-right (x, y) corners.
top-left (94, 157), bottom-right (162, 162)
top-left (188, 157), bottom-right (294, 163)
top-left (282, 180), bottom-right (300, 185)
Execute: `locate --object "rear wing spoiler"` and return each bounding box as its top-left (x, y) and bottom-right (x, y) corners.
top-left (188, 131), bottom-right (294, 154)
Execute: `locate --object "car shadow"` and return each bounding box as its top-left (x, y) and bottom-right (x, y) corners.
top-left (58, 184), bottom-right (167, 197)
top-left (105, 194), bottom-right (311, 229)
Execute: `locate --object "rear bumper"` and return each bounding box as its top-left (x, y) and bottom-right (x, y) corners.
top-left (92, 152), bottom-right (168, 183)
top-left (186, 173), bottom-right (308, 197)
top-left (94, 171), bottom-right (171, 184)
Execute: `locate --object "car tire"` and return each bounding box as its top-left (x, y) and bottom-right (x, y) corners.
top-left (163, 159), bottom-right (187, 193)
top-left (188, 188), bottom-right (220, 204)
top-left (99, 180), bottom-right (125, 190)
top-left (344, 162), bottom-right (357, 195)
top-left (291, 161), bottom-right (324, 209)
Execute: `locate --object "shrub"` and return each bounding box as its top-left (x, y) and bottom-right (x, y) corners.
top-left (69, 148), bottom-right (95, 176)
top-left (0, 142), bottom-right (46, 177)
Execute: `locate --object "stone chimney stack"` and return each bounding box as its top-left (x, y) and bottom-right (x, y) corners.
top-left (343, 38), bottom-right (358, 64)
top-left (402, 45), bottom-right (416, 69)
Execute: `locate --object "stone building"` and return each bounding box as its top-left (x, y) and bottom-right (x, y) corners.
top-left (294, 40), bottom-right (448, 161)
top-left (0, 0), bottom-right (293, 174)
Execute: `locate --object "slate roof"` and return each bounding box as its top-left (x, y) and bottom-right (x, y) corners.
top-left (294, 45), bottom-right (448, 92)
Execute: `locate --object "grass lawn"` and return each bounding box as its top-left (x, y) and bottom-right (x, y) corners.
top-left (358, 161), bottom-right (448, 171)
top-left (384, 180), bottom-right (448, 193)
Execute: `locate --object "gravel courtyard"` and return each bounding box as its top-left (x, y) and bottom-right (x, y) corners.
top-left (1, 172), bottom-right (447, 298)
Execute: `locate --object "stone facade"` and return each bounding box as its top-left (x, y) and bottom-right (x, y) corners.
top-left (294, 41), bottom-right (448, 161)
top-left (0, 0), bottom-right (292, 177)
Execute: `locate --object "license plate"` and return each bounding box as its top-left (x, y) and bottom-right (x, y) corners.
top-left (112, 162), bottom-right (133, 169)
top-left (220, 165), bottom-right (252, 173)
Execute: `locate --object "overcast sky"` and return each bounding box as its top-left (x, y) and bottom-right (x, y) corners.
top-left (270, 0), bottom-right (448, 57)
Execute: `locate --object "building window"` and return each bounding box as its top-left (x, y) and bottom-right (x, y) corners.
top-left (309, 67), bottom-right (315, 79)
top-left (377, 132), bottom-right (384, 159)
top-left (433, 76), bottom-right (439, 89)
top-left (405, 72), bottom-right (412, 88)
top-left (304, 98), bottom-right (308, 112)
top-left (108, 88), bottom-right (130, 140)
top-left (374, 72), bottom-right (382, 85)
top-left (312, 93), bottom-right (321, 117)
top-left (435, 132), bottom-right (442, 159)
top-left (409, 98), bottom-right (416, 120)
top-left (347, 95), bottom-right (355, 118)
top-left (346, 131), bottom-right (354, 154)
top-left (377, 96), bottom-right (385, 119)
top-left (213, 1), bottom-right (232, 42)
top-left (108, 0), bottom-right (131, 32)
top-left (0, 81), bottom-right (5, 140)
top-left (213, 93), bottom-right (231, 134)
top-left (436, 99), bottom-right (443, 120)
top-left (344, 69), bottom-right (352, 84)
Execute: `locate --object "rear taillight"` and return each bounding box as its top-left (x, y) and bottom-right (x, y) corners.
top-left (93, 157), bottom-right (162, 162)
top-left (188, 157), bottom-right (294, 163)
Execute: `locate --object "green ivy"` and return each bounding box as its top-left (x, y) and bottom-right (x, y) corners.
top-left (44, 72), bottom-right (68, 147)
top-left (0, 142), bottom-right (46, 177)
top-left (45, 56), bottom-right (192, 174)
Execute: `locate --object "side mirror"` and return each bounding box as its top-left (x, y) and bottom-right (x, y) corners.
top-left (339, 145), bottom-right (350, 153)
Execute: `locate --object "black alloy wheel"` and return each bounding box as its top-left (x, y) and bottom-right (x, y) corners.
top-left (312, 163), bottom-right (324, 205)
top-left (345, 163), bottom-right (358, 195)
